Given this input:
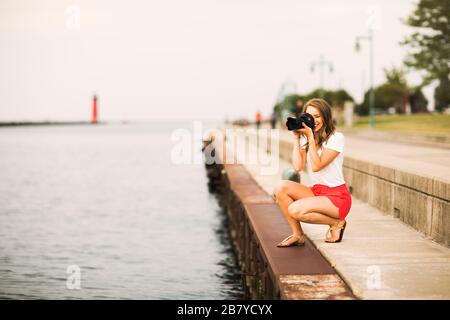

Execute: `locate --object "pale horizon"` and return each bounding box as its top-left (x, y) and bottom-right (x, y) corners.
top-left (0, 0), bottom-right (433, 123)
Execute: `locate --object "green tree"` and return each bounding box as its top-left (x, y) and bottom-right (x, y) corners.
top-left (303, 89), bottom-right (354, 107)
top-left (401, 0), bottom-right (450, 111)
top-left (384, 67), bottom-right (408, 87)
top-left (402, 0), bottom-right (450, 81)
top-left (276, 89), bottom-right (355, 116)
top-left (356, 67), bottom-right (409, 115)
top-left (434, 76), bottom-right (450, 111)
top-left (282, 94), bottom-right (306, 115)
top-left (331, 89), bottom-right (354, 105)
top-left (409, 87), bottom-right (429, 113)
top-left (356, 85), bottom-right (407, 115)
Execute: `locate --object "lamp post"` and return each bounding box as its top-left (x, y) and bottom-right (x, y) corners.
top-left (310, 54), bottom-right (333, 98)
top-left (355, 28), bottom-right (375, 128)
top-left (276, 79), bottom-right (297, 123)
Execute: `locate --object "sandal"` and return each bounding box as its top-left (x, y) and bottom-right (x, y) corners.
top-left (276, 234), bottom-right (305, 247)
top-left (325, 220), bottom-right (347, 243)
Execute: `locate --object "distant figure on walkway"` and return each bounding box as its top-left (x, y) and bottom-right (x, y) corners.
top-left (274, 98), bottom-right (352, 246)
top-left (255, 110), bottom-right (262, 130)
top-left (92, 94), bottom-right (98, 124)
top-left (294, 99), bottom-right (303, 117)
top-left (270, 110), bottom-right (277, 129)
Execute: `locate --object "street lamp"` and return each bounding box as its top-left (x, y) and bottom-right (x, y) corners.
top-left (310, 54), bottom-right (333, 98)
top-left (355, 28), bottom-right (375, 128)
top-left (275, 79), bottom-right (298, 122)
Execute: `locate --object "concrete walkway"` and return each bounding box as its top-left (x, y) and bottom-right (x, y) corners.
top-left (230, 127), bottom-right (450, 299)
top-left (339, 128), bottom-right (450, 150)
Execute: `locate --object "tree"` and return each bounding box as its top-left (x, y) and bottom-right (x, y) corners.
top-left (409, 87), bottom-right (429, 113)
top-left (401, 0), bottom-right (450, 111)
top-left (434, 76), bottom-right (450, 111)
top-left (282, 94), bottom-right (305, 115)
top-left (303, 89), bottom-right (354, 107)
top-left (356, 84), bottom-right (408, 115)
top-left (276, 89), bottom-right (355, 117)
top-left (402, 0), bottom-right (450, 81)
top-left (331, 89), bottom-right (354, 106)
top-left (356, 67), bottom-right (409, 115)
top-left (384, 67), bottom-right (408, 87)
top-left (273, 102), bottom-right (282, 117)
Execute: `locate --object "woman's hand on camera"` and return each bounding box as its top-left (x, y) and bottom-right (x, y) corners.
top-left (298, 123), bottom-right (314, 139)
top-left (292, 130), bottom-right (302, 139)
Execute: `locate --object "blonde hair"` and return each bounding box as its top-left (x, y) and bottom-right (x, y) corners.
top-left (302, 98), bottom-right (336, 153)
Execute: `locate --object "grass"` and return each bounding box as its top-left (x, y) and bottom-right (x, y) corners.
top-left (343, 113), bottom-right (450, 135)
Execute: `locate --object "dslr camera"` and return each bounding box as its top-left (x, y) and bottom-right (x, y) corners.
top-left (285, 113), bottom-right (315, 131)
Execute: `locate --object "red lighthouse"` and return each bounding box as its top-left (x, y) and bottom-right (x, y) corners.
top-left (92, 95), bottom-right (98, 124)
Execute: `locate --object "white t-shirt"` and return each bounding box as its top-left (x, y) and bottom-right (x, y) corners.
top-left (299, 131), bottom-right (346, 187)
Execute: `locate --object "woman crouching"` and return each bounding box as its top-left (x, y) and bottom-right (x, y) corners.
top-left (274, 98), bottom-right (352, 247)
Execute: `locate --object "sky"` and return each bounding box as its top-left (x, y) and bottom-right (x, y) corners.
top-left (0, 0), bottom-right (431, 122)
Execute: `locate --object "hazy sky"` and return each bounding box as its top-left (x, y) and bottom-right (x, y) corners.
top-left (0, 0), bottom-right (428, 122)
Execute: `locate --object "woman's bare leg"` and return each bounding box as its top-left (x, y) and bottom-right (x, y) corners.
top-left (288, 196), bottom-right (345, 241)
top-left (274, 180), bottom-right (315, 245)
top-left (288, 196), bottom-right (339, 222)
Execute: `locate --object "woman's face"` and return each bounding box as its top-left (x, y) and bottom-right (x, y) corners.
top-left (306, 106), bottom-right (323, 132)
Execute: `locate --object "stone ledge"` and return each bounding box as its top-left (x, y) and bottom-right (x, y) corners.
top-left (279, 274), bottom-right (354, 300)
top-left (205, 135), bottom-right (355, 299)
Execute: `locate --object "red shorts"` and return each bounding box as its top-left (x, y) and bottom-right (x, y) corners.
top-left (311, 184), bottom-right (352, 220)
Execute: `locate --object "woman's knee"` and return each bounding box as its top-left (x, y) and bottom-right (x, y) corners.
top-left (274, 180), bottom-right (290, 197)
top-left (288, 201), bottom-right (306, 219)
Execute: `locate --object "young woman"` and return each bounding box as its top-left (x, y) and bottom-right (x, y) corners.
top-left (274, 98), bottom-right (352, 247)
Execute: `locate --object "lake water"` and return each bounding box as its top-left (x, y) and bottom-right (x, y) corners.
top-left (0, 122), bottom-right (244, 299)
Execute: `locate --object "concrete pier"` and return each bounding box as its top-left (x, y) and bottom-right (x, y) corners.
top-left (204, 134), bottom-right (354, 300)
top-left (205, 125), bottom-right (450, 300)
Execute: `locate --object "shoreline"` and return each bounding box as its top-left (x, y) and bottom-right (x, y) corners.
top-left (0, 121), bottom-right (104, 127)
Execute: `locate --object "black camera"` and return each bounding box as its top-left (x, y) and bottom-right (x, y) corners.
top-left (285, 113), bottom-right (315, 131)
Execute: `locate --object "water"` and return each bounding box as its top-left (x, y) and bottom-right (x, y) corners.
top-left (0, 122), bottom-right (244, 299)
